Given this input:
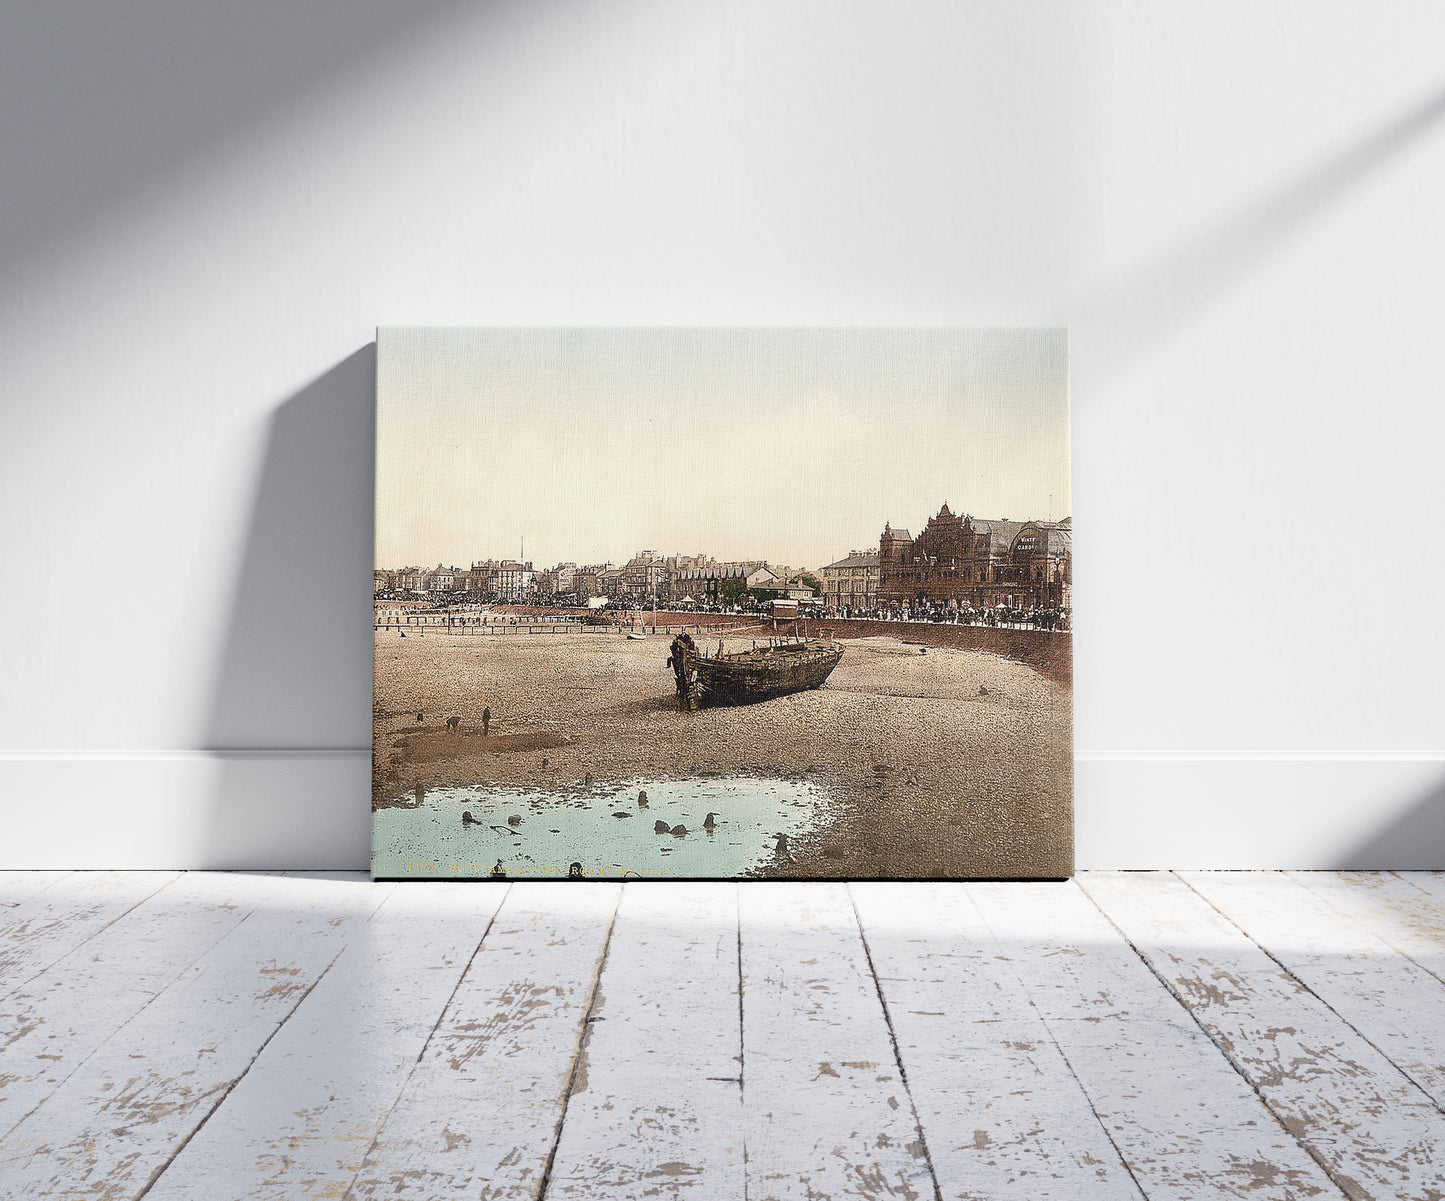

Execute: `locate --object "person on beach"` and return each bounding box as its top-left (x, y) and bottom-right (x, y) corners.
top-left (482, 706), bottom-right (491, 736)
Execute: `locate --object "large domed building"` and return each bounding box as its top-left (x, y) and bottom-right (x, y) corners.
top-left (877, 503), bottom-right (1071, 612)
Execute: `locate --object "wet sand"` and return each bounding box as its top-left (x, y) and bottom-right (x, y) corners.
top-left (373, 629), bottom-right (1072, 878)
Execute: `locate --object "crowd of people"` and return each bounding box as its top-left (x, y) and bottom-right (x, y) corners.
top-left (376, 596), bottom-right (1071, 632)
top-left (824, 602), bottom-right (1070, 630)
top-left (373, 609), bottom-right (579, 630)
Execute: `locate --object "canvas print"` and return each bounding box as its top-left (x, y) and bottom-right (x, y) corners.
top-left (373, 328), bottom-right (1072, 880)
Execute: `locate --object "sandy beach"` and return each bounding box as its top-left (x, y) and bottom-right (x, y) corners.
top-left (373, 628), bottom-right (1072, 878)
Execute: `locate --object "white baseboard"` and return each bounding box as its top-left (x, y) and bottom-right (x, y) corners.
top-left (0, 751), bottom-right (370, 870)
top-left (0, 752), bottom-right (1441, 871)
top-left (1075, 753), bottom-right (1445, 870)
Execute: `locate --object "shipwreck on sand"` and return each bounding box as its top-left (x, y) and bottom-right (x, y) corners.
top-left (667, 631), bottom-right (844, 710)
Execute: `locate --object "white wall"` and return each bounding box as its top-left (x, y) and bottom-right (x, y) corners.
top-left (3, 1), bottom-right (1442, 869)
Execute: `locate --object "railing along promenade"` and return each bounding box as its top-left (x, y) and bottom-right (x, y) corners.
top-left (373, 606), bottom-right (1071, 686)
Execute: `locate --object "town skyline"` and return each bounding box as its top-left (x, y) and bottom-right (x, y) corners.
top-left (376, 327), bottom-right (1069, 571)
top-left (376, 501), bottom-right (1072, 617)
top-left (374, 505), bottom-right (1073, 578)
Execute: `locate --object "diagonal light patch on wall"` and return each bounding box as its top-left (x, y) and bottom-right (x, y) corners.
top-left (1069, 82), bottom-right (1445, 384)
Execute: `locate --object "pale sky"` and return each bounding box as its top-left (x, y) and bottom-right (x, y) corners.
top-left (376, 327), bottom-right (1069, 572)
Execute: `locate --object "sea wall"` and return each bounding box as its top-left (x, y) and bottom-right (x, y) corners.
top-left (814, 618), bottom-right (1072, 688)
top-left (497, 606), bottom-right (1072, 687)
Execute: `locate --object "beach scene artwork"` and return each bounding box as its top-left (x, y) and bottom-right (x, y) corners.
top-left (373, 328), bottom-right (1072, 880)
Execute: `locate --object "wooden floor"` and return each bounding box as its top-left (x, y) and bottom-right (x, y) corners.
top-left (3, 874), bottom-right (1445, 1199)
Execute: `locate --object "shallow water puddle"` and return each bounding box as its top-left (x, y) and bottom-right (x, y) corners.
top-left (372, 776), bottom-right (834, 879)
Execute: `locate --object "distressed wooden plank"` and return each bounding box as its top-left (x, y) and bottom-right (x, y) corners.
top-left (851, 882), bottom-right (1142, 1200)
top-left (0, 872), bottom-right (390, 1199)
top-left (346, 882), bottom-right (621, 1199)
top-left (0, 871), bottom-right (181, 999)
top-left (1185, 870), bottom-right (1445, 1113)
top-left (0, 872), bottom-right (289, 1140)
top-left (972, 880), bottom-right (1340, 1200)
top-left (738, 882), bottom-right (937, 1201)
top-left (17, 871), bottom-right (1445, 1201)
top-left (1288, 872), bottom-right (1445, 982)
top-left (144, 881), bottom-right (508, 1201)
top-left (543, 882), bottom-right (744, 1198)
top-left (0, 871), bottom-right (67, 908)
top-left (1395, 872), bottom-right (1445, 910)
top-left (1084, 871), bottom-right (1445, 1199)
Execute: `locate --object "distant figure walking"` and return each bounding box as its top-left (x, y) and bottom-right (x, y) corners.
top-left (637, 790), bottom-right (648, 808)
top-left (416, 711), bottom-right (424, 722)
top-left (703, 812), bottom-right (718, 831)
top-left (445, 716), bottom-right (460, 733)
top-left (774, 832), bottom-right (789, 856)
top-left (482, 706), bottom-right (492, 736)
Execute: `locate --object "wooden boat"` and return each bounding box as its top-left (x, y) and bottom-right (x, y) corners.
top-left (667, 631), bottom-right (844, 710)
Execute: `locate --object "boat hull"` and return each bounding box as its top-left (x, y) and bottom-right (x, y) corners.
top-left (668, 634), bottom-right (844, 709)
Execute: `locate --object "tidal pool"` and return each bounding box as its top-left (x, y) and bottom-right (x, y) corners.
top-left (372, 776), bottom-right (835, 880)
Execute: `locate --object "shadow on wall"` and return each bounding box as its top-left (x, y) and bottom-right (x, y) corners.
top-left (0, 0), bottom-right (475, 278)
top-left (202, 346), bottom-right (376, 869)
top-left (1336, 772), bottom-right (1445, 871)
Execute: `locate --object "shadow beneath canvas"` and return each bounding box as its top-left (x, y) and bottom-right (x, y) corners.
top-left (201, 346), bottom-right (377, 868)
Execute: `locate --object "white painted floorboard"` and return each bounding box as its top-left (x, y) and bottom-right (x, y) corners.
top-left (738, 882), bottom-right (937, 1200)
top-left (1082, 873), bottom-right (1445, 1199)
top-left (974, 880), bottom-right (1340, 1200)
top-left (145, 880), bottom-right (507, 1201)
top-left (0, 871), bottom-right (181, 1002)
top-left (0, 871), bottom-right (285, 1141)
top-left (346, 882), bottom-right (622, 1199)
top-left (0, 872), bottom-right (1443, 1201)
top-left (0, 873), bottom-right (387, 1199)
top-left (542, 882), bottom-right (744, 1199)
top-left (852, 882), bottom-right (1143, 1200)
